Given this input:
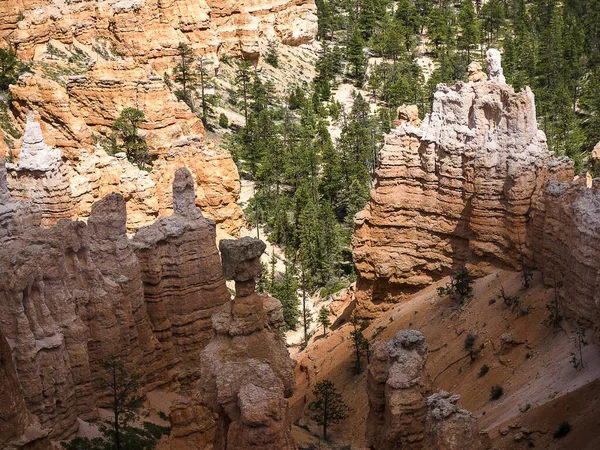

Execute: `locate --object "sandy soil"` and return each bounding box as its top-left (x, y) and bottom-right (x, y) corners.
top-left (290, 269), bottom-right (600, 449)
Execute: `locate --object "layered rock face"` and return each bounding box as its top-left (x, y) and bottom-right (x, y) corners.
top-left (0, 163), bottom-right (231, 443)
top-left (7, 61), bottom-right (243, 234)
top-left (352, 52), bottom-right (576, 317)
top-left (160, 237), bottom-right (297, 449)
top-left (6, 112), bottom-right (73, 226)
top-left (366, 330), bottom-right (480, 450)
top-left (0, 0), bottom-right (317, 65)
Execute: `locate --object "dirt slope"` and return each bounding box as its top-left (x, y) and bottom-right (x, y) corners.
top-left (290, 269), bottom-right (600, 449)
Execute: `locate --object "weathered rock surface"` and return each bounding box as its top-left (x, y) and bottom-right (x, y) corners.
top-left (353, 51), bottom-right (576, 317)
top-left (366, 330), bottom-right (430, 450)
top-left (0, 163), bottom-right (231, 442)
top-left (367, 330), bottom-right (482, 450)
top-left (6, 113), bottom-right (74, 226)
top-left (7, 62), bottom-right (243, 234)
top-left (424, 391), bottom-right (480, 450)
top-left (0, 0), bottom-right (317, 65)
top-left (161, 236), bottom-right (296, 450)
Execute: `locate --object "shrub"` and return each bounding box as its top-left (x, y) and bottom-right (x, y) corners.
top-left (437, 266), bottom-right (474, 305)
top-left (478, 364), bottom-right (489, 377)
top-left (553, 421), bottom-right (571, 439)
top-left (490, 385), bottom-right (504, 400)
top-left (219, 112), bottom-right (229, 128)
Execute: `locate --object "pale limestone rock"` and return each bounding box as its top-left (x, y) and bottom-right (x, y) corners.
top-left (486, 48), bottom-right (506, 84)
top-left (425, 391), bottom-right (480, 450)
top-left (13, 112), bottom-right (62, 172)
top-left (353, 73), bottom-right (573, 317)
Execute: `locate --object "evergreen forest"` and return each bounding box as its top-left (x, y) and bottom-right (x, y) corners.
top-left (224, 0), bottom-right (600, 334)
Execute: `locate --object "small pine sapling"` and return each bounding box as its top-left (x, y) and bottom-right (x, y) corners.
top-left (570, 321), bottom-right (588, 370)
top-left (437, 266), bottom-right (474, 306)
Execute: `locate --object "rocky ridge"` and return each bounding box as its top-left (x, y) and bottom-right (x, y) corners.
top-left (0, 163), bottom-right (245, 447)
top-left (0, 0), bottom-right (317, 66)
top-left (352, 50), bottom-right (598, 338)
top-left (6, 61), bottom-right (243, 234)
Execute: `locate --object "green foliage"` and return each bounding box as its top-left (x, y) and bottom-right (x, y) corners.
top-left (112, 107), bottom-right (150, 169)
top-left (61, 356), bottom-right (168, 450)
top-left (173, 42), bottom-right (198, 112)
top-left (350, 311), bottom-right (370, 373)
top-left (61, 422), bottom-right (169, 450)
top-left (308, 380), bottom-right (350, 440)
top-left (318, 306), bottom-right (331, 335)
top-left (544, 280), bottom-right (563, 328)
top-left (478, 364), bottom-right (489, 378)
top-left (270, 262), bottom-right (301, 331)
top-left (570, 321), bottom-right (588, 370)
top-left (218, 112), bottom-right (229, 128)
top-left (553, 421), bottom-right (572, 439)
top-left (0, 49), bottom-right (27, 91)
top-left (437, 266), bottom-right (474, 305)
top-left (464, 333), bottom-right (482, 361)
top-left (265, 41), bottom-right (279, 67)
top-left (490, 385), bottom-right (504, 400)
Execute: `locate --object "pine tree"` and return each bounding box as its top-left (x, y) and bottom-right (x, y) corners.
top-left (347, 27), bottom-right (366, 82)
top-left (318, 306), bottom-right (331, 335)
top-left (173, 43), bottom-right (199, 112)
top-left (112, 108), bottom-right (150, 169)
top-left (235, 60), bottom-right (253, 123)
top-left (271, 262), bottom-right (301, 330)
top-left (308, 380), bottom-right (350, 441)
top-left (458, 0), bottom-right (479, 63)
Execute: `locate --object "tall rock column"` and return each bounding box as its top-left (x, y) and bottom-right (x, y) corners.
top-left (6, 113), bottom-right (73, 227)
top-left (352, 49), bottom-right (573, 317)
top-left (194, 236), bottom-right (297, 450)
top-left (367, 330), bottom-right (482, 450)
top-left (367, 330), bottom-right (430, 450)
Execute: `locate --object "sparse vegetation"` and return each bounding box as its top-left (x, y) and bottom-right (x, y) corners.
top-left (308, 380), bottom-right (350, 441)
top-left (437, 266), bottom-right (474, 305)
top-left (0, 49), bottom-right (28, 91)
top-left (218, 112), bottom-right (229, 128)
top-left (544, 278), bottom-right (563, 329)
top-left (112, 107), bottom-right (151, 169)
top-left (350, 311), bottom-right (370, 373)
top-left (61, 356), bottom-right (169, 450)
top-left (317, 306), bottom-right (331, 336)
top-left (265, 41), bottom-right (279, 67)
top-left (490, 385), bottom-right (504, 400)
top-left (570, 321), bottom-right (588, 370)
top-left (478, 364), bottom-right (489, 378)
top-left (553, 421), bottom-right (572, 439)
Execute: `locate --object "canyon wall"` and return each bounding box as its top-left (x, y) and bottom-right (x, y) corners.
top-left (6, 61), bottom-right (243, 235)
top-left (352, 60), bottom-right (599, 336)
top-left (0, 162), bottom-right (294, 448)
top-left (0, 0), bottom-right (317, 66)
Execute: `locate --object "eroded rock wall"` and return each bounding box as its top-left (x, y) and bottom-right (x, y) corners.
top-left (0, 163), bottom-right (232, 441)
top-left (7, 62), bottom-right (243, 234)
top-left (0, 0), bottom-right (317, 66)
top-left (352, 76), bottom-right (583, 318)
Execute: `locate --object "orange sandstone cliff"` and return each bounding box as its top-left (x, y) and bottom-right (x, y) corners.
top-left (352, 54), bottom-right (598, 340)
